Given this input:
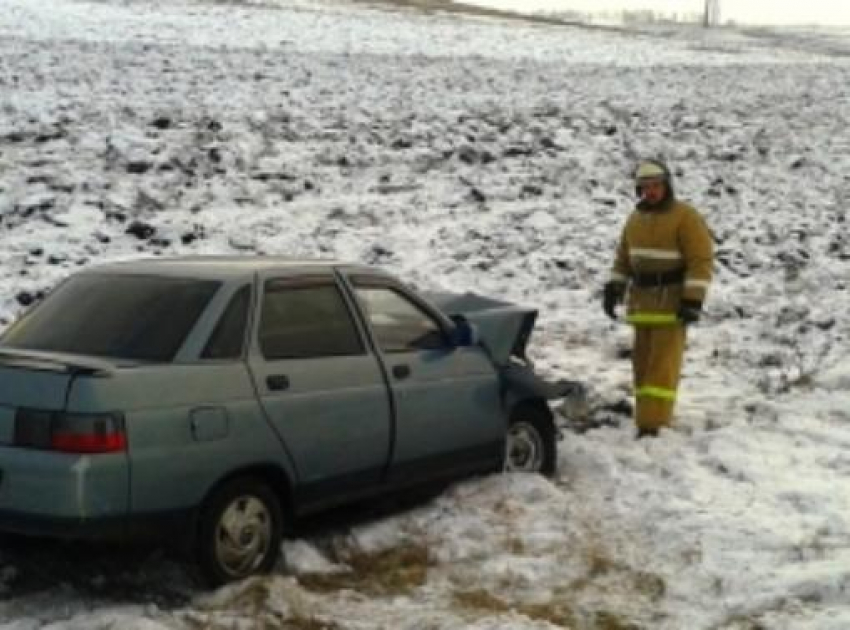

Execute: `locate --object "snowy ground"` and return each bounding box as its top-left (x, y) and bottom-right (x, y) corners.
top-left (1, 0), bottom-right (850, 628)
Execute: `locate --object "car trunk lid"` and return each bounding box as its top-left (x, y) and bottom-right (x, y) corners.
top-left (0, 349), bottom-right (116, 444)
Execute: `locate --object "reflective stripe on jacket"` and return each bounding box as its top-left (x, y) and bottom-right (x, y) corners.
top-left (610, 200), bottom-right (713, 323)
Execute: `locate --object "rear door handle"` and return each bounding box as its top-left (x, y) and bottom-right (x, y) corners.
top-left (392, 365), bottom-right (411, 380)
top-left (266, 374), bottom-right (290, 391)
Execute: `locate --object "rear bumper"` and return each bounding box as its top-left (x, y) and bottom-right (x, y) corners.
top-left (0, 447), bottom-right (128, 519)
top-left (0, 447), bottom-right (191, 543)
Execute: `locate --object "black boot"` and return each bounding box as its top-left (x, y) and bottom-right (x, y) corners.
top-left (635, 427), bottom-right (659, 440)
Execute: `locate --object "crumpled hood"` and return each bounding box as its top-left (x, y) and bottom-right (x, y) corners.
top-left (424, 291), bottom-right (537, 366)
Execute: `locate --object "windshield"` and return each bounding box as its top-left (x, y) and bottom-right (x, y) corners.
top-left (1, 274), bottom-right (221, 362)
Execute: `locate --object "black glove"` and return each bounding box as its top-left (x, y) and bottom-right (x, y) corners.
top-left (603, 282), bottom-right (625, 320)
top-left (678, 299), bottom-right (702, 325)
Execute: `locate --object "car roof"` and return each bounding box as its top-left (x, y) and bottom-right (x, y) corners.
top-left (83, 256), bottom-right (389, 281)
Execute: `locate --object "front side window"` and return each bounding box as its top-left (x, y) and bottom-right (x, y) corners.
top-left (1, 274), bottom-right (220, 362)
top-left (259, 280), bottom-right (363, 360)
top-left (354, 286), bottom-right (447, 353)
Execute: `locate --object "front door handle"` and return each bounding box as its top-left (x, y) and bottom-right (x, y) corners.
top-left (392, 365), bottom-right (411, 380)
top-left (266, 374), bottom-right (290, 391)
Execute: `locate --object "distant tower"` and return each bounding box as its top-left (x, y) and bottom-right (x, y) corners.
top-left (704, 0), bottom-right (720, 26)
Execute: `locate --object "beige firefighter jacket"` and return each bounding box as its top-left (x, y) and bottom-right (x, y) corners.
top-left (610, 199), bottom-right (714, 325)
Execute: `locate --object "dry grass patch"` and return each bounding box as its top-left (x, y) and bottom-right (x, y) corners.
top-left (453, 588), bottom-right (644, 629)
top-left (187, 614), bottom-right (341, 630)
top-left (453, 588), bottom-right (578, 627)
top-left (712, 617), bottom-right (771, 630)
top-left (282, 617), bottom-right (344, 630)
top-left (298, 542), bottom-right (431, 597)
top-left (591, 611), bottom-right (643, 630)
top-left (450, 535), bottom-right (663, 629)
top-left (453, 589), bottom-right (512, 614)
top-left (187, 578), bottom-right (343, 630)
top-left (572, 542), bottom-right (666, 604)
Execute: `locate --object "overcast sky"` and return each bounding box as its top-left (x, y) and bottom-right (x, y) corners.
top-left (467, 0), bottom-right (850, 25)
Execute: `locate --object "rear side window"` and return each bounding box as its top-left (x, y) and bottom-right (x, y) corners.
top-left (259, 281), bottom-right (363, 360)
top-left (1, 274), bottom-right (220, 362)
top-left (202, 285), bottom-right (251, 360)
top-left (354, 285), bottom-right (448, 353)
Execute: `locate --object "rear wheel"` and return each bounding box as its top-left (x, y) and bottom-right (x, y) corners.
top-left (504, 404), bottom-right (557, 477)
top-left (196, 476), bottom-right (283, 586)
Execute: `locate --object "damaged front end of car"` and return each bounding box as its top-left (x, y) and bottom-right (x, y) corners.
top-left (425, 291), bottom-right (586, 407)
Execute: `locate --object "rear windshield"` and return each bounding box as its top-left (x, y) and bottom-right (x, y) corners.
top-left (1, 274), bottom-right (221, 362)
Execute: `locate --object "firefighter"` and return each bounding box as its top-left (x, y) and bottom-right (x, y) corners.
top-left (603, 160), bottom-right (714, 438)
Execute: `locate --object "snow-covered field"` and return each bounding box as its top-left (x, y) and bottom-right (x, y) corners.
top-left (1, 0), bottom-right (850, 628)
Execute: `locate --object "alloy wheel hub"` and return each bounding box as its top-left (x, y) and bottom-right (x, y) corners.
top-left (216, 496), bottom-right (272, 577)
top-left (506, 422), bottom-right (544, 472)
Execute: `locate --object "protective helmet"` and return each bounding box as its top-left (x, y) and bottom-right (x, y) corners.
top-left (634, 159), bottom-right (675, 201)
top-left (635, 160), bottom-right (669, 181)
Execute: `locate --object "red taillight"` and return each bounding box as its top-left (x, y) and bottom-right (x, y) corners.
top-left (51, 430), bottom-right (127, 453)
top-left (15, 410), bottom-right (126, 453)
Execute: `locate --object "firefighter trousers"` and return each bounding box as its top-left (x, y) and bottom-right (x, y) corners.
top-left (632, 324), bottom-right (686, 431)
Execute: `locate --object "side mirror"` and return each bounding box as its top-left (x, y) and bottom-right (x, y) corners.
top-left (448, 316), bottom-right (479, 348)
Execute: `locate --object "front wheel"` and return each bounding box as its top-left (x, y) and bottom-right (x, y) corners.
top-left (504, 405), bottom-right (557, 477)
top-left (195, 476), bottom-right (283, 586)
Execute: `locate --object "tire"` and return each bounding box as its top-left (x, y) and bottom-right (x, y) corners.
top-left (504, 404), bottom-right (557, 477)
top-left (196, 476), bottom-right (283, 587)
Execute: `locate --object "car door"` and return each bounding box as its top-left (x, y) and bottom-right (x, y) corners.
top-left (247, 271), bottom-right (393, 510)
top-left (346, 275), bottom-right (505, 483)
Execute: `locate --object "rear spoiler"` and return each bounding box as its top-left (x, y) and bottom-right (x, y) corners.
top-left (0, 348), bottom-right (116, 376)
top-left (424, 291), bottom-right (537, 366)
